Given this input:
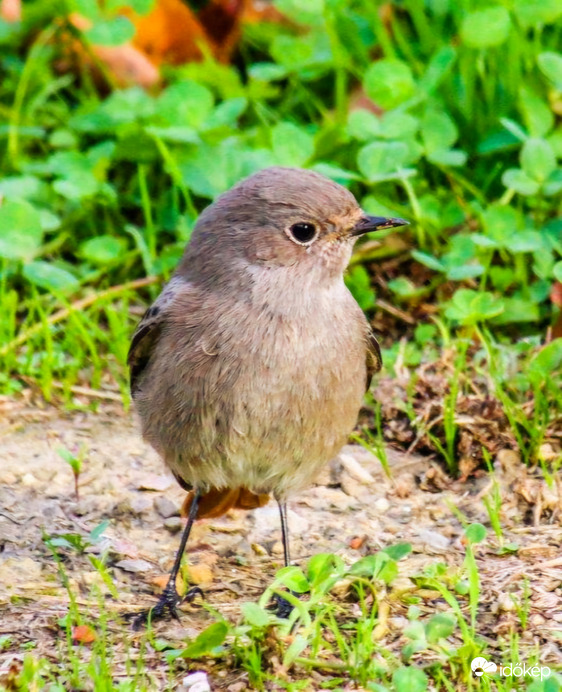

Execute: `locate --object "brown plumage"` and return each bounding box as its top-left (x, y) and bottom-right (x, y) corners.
top-left (128, 167), bottom-right (407, 622)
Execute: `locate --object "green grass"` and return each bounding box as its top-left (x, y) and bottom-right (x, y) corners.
top-left (1, 1), bottom-right (561, 442)
top-left (1, 0), bottom-right (561, 415)
top-left (6, 525), bottom-right (560, 691)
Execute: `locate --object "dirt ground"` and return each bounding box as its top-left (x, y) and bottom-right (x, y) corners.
top-left (1, 398), bottom-right (562, 689)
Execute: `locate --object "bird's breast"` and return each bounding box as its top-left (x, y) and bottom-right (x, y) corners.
top-left (215, 281), bottom-right (367, 490)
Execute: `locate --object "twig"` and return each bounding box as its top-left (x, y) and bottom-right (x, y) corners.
top-left (51, 381), bottom-right (124, 402)
top-left (375, 298), bottom-right (416, 324)
top-left (0, 510), bottom-right (23, 524)
top-left (294, 657), bottom-right (348, 672)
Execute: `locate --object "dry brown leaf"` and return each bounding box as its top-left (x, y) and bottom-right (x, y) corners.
top-left (151, 572), bottom-right (192, 594)
top-left (121, 0), bottom-right (251, 71)
top-left (187, 563), bottom-right (214, 585)
top-left (127, 0), bottom-right (212, 66)
top-left (72, 624), bottom-right (97, 644)
top-left (418, 464), bottom-right (451, 492)
top-left (0, 659), bottom-right (21, 690)
top-left (349, 535), bottom-right (367, 550)
top-left (151, 574), bottom-right (169, 590)
top-left (65, 0), bottom-right (284, 87)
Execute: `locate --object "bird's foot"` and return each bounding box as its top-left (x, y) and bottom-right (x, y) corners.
top-left (271, 591), bottom-right (297, 619)
top-left (130, 583), bottom-right (204, 630)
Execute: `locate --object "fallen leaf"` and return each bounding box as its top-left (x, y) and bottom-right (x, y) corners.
top-left (349, 535), bottom-right (367, 550)
top-left (72, 624), bottom-right (97, 644)
top-left (129, 0), bottom-right (212, 66)
top-left (66, 12), bottom-right (158, 88)
top-left (63, 0), bottom-right (273, 87)
top-left (0, 660), bottom-right (21, 689)
top-left (549, 284), bottom-right (562, 339)
top-left (151, 574), bottom-right (169, 590)
top-left (151, 573), bottom-right (187, 595)
top-left (187, 563), bottom-right (213, 585)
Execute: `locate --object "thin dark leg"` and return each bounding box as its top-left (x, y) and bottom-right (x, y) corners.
top-left (132, 490), bottom-right (202, 629)
top-left (167, 489), bottom-right (201, 585)
top-left (274, 500), bottom-right (295, 618)
top-left (278, 501), bottom-right (291, 567)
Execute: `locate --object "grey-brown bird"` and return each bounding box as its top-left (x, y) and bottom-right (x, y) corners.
top-left (128, 167), bottom-right (407, 621)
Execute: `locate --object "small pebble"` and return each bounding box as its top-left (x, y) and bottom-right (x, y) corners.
top-left (181, 671), bottom-right (211, 692)
top-left (154, 496), bottom-right (180, 519)
top-left (496, 592), bottom-right (516, 612)
top-left (338, 452), bottom-right (375, 483)
top-left (538, 443), bottom-right (557, 461)
top-left (130, 496), bottom-right (152, 516)
top-left (115, 559), bottom-right (154, 573)
top-left (349, 535), bottom-right (367, 550)
top-left (164, 517), bottom-right (183, 533)
top-left (251, 542), bottom-right (268, 556)
top-left (374, 497), bottom-right (390, 513)
top-left (136, 474), bottom-right (173, 491)
top-left (227, 683), bottom-right (246, 692)
top-left (416, 528), bottom-right (450, 553)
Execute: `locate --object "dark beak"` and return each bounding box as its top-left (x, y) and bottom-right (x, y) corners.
top-left (351, 215), bottom-right (409, 237)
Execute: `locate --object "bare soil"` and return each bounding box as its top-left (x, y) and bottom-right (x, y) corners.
top-left (1, 398), bottom-right (561, 689)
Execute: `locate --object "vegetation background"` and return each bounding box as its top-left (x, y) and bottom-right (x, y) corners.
top-left (0, 0), bottom-right (561, 689)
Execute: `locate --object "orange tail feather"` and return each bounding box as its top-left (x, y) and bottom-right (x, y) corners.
top-left (181, 487), bottom-right (270, 519)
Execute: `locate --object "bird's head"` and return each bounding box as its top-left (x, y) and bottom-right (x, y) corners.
top-left (180, 167), bottom-right (407, 288)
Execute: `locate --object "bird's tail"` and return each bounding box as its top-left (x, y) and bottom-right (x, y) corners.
top-left (181, 487), bottom-right (270, 519)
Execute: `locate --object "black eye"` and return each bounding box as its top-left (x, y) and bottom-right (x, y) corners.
top-left (289, 222), bottom-right (317, 244)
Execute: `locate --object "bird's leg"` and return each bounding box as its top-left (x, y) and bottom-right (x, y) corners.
top-left (274, 500), bottom-right (295, 618)
top-left (278, 500), bottom-right (291, 568)
top-left (131, 489), bottom-right (202, 629)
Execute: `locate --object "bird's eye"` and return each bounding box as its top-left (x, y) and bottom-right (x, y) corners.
top-left (288, 222), bottom-right (318, 245)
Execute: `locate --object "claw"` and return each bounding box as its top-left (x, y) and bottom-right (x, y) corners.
top-left (130, 583), bottom-right (204, 630)
top-left (269, 589), bottom-right (302, 619)
top-left (185, 586), bottom-right (204, 603)
top-left (274, 592), bottom-right (294, 619)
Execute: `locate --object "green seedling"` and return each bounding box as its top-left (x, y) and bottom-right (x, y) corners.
top-left (57, 444), bottom-right (87, 500)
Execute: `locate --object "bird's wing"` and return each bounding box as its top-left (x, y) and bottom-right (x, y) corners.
top-left (128, 276), bottom-right (184, 396)
top-left (365, 327), bottom-right (382, 391)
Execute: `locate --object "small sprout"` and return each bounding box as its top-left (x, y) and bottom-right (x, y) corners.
top-left (57, 445), bottom-right (87, 501)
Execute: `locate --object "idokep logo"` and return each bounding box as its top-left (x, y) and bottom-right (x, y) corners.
top-left (471, 657), bottom-right (551, 681)
top-left (471, 657), bottom-right (497, 677)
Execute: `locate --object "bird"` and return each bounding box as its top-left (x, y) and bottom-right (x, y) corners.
top-left (127, 166), bottom-right (407, 622)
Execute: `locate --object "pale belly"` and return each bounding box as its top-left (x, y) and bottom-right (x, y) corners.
top-left (225, 361), bottom-right (365, 497)
top-left (162, 323), bottom-right (367, 499)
